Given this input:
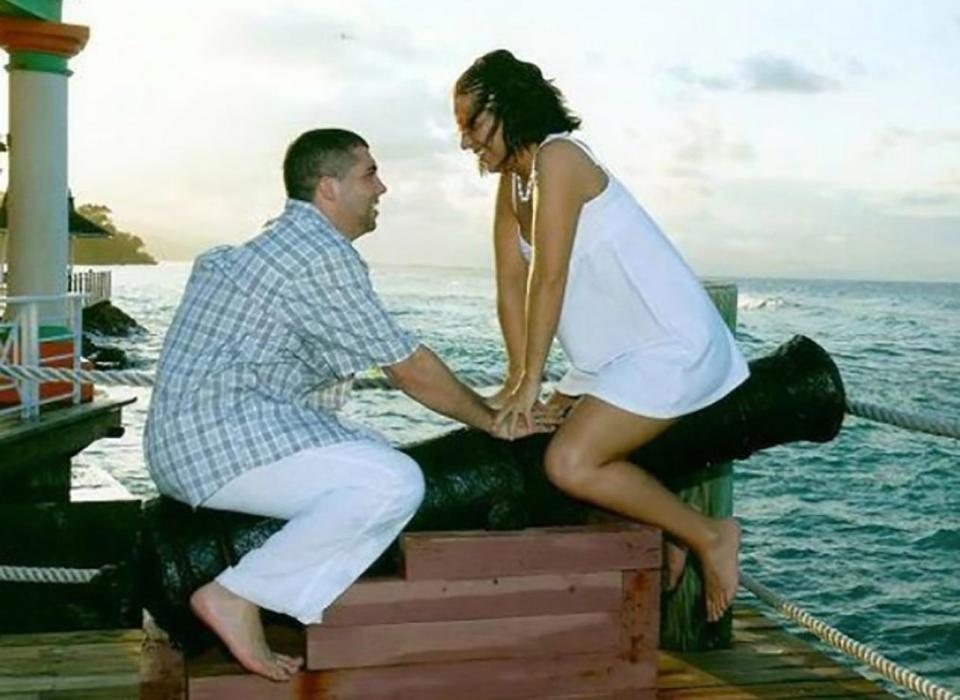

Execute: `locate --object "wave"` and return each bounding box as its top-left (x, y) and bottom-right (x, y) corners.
top-left (913, 528), bottom-right (960, 551)
top-left (738, 295), bottom-right (793, 311)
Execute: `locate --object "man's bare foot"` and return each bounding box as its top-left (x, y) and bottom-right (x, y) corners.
top-left (698, 519), bottom-right (741, 623)
top-left (664, 541), bottom-right (688, 591)
top-left (190, 581), bottom-right (304, 681)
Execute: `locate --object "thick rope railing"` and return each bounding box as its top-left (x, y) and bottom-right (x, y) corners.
top-left (0, 364), bottom-right (154, 387)
top-left (846, 400), bottom-right (960, 440)
top-left (0, 364), bottom-right (563, 391)
top-left (3, 364), bottom-right (958, 442)
top-left (0, 564), bottom-right (101, 585)
top-left (742, 573), bottom-right (960, 700)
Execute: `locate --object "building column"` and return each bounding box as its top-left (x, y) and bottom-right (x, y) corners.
top-left (0, 16), bottom-right (87, 318)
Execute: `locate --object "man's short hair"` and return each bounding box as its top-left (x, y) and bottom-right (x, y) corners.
top-left (283, 129), bottom-right (369, 201)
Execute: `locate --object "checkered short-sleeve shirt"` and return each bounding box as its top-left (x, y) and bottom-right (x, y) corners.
top-left (144, 199), bottom-right (419, 506)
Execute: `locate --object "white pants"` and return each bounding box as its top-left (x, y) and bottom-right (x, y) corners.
top-left (203, 440), bottom-right (425, 624)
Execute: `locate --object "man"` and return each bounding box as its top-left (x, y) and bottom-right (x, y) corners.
top-left (144, 129), bottom-right (544, 682)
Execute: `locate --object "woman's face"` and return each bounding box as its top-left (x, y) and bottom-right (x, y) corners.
top-left (454, 92), bottom-right (507, 173)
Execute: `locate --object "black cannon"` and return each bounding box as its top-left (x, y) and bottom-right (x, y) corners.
top-left (141, 335), bottom-right (845, 650)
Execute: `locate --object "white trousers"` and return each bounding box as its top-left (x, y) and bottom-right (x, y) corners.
top-left (203, 440), bottom-right (425, 624)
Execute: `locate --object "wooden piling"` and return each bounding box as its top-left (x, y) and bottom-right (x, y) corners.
top-left (659, 280), bottom-right (739, 650)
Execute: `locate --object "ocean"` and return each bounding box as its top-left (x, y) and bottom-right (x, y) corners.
top-left (75, 262), bottom-right (960, 692)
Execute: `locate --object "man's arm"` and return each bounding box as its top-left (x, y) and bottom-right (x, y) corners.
top-left (383, 346), bottom-right (496, 434)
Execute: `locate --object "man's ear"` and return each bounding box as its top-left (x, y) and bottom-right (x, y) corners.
top-left (314, 175), bottom-right (339, 205)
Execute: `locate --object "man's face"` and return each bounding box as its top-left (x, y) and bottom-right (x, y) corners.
top-left (329, 146), bottom-right (387, 238)
top-left (454, 92), bottom-right (506, 174)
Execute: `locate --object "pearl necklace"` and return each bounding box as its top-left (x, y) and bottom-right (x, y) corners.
top-left (513, 171), bottom-right (535, 203)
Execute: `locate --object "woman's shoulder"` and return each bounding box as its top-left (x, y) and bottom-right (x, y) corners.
top-left (536, 134), bottom-right (598, 171)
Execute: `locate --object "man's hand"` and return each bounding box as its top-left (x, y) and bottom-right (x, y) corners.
top-left (489, 400), bottom-right (556, 440)
top-left (493, 377), bottom-right (567, 440)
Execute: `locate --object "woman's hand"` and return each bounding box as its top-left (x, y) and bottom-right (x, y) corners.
top-left (494, 377), bottom-right (547, 439)
top-left (484, 372), bottom-right (522, 410)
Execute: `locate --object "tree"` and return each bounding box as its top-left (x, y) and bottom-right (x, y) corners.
top-left (73, 204), bottom-right (157, 265)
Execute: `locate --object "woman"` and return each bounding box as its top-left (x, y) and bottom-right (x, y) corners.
top-left (453, 49), bottom-right (750, 622)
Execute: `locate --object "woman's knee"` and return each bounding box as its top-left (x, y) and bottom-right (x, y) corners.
top-left (543, 440), bottom-right (597, 494)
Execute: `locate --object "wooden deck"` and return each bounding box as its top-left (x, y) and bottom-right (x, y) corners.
top-left (0, 606), bottom-right (897, 699)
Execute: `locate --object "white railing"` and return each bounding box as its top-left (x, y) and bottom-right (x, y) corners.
top-left (68, 270), bottom-right (111, 307)
top-left (0, 293), bottom-right (86, 420)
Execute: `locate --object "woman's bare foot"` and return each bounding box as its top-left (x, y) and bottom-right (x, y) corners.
top-left (664, 541), bottom-right (689, 591)
top-left (698, 519), bottom-right (741, 623)
top-left (190, 581), bottom-right (304, 681)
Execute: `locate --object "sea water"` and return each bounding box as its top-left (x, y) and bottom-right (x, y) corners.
top-left (75, 263), bottom-right (960, 691)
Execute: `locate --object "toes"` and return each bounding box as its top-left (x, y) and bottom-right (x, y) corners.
top-left (246, 657), bottom-right (289, 682)
top-left (274, 653), bottom-right (303, 675)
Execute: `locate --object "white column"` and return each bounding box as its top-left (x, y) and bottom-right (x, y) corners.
top-left (6, 67), bottom-right (69, 319)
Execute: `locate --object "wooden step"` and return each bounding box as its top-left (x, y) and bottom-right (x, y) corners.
top-left (185, 524), bottom-right (662, 699)
top-left (401, 524), bottom-right (661, 580)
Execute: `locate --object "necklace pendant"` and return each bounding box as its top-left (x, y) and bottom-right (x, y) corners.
top-left (513, 172), bottom-right (535, 203)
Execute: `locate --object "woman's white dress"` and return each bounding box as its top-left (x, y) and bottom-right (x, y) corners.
top-left (518, 134), bottom-right (749, 418)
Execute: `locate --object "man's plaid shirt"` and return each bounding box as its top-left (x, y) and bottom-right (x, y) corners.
top-left (144, 199), bottom-right (419, 507)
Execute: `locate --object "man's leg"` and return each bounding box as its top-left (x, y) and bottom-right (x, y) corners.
top-left (191, 440), bottom-right (425, 681)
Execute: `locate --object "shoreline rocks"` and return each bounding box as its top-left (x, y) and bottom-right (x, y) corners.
top-left (82, 301), bottom-right (146, 369)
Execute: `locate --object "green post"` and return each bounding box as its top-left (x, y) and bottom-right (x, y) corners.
top-left (659, 281), bottom-right (738, 651)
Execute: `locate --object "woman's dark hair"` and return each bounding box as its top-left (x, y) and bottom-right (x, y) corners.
top-left (283, 128), bottom-right (368, 201)
top-left (455, 49), bottom-right (581, 164)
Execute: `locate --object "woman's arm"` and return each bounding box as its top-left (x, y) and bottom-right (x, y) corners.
top-left (491, 172), bottom-right (528, 404)
top-left (498, 141), bottom-right (596, 433)
top-left (522, 142), bottom-right (591, 383)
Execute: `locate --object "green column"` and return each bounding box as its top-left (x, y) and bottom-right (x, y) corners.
top-left (659, 281), bottom-right (738, 651)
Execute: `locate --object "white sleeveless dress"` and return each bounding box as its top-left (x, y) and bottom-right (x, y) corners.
top-left (518, 134), bottom-right (749, 418)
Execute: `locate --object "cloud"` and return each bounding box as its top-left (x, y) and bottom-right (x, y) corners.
top-left (666, 120), bottom-right (755, 186)
top-left (667, 179), bottom-right (960, 281)
top-left (669, 65), bottom-right (736, 91)
top-left (874, 127), bottom-right (960, 153)
top-left (671, 54), bottom-right (839, 94)
top-left (740, 54), bottom-right (839, 93)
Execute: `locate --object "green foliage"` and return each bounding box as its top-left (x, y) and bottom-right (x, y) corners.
top-left (74, 204), bottom-right (157, 265)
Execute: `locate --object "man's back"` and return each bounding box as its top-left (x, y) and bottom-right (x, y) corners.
top-left (144, 199), bottom-right (417, 506)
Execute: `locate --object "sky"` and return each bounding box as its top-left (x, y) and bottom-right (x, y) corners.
top-left (3, 0), bottom-right (959, 281)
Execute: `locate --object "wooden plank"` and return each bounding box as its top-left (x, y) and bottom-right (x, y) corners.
top-left (0, 628), bottom-right (142, 699)
top-left (620, 569), bottom-right (659, 662)
top-left (322, 571), bottom-right (623, 626)
top-left (662, 649), bottom-right (850, 674)
top-left (306, 611), bottom-right (620, 670)
top-left (190, 653), bottom-right (657, 700)
top-left (658, 679), bottom-right (895, 698)
top-left (402, 525), bottom-right (661, 580)
top-left (517, 692), bottom-right (657, 700)
top-left (0, 630), bottom-right (143, 648)
top-left (658, 662), bottom-right (869, 689)
top-left (139, 638), bottom-right (185, 700)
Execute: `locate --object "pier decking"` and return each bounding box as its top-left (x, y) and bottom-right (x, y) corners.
top-left (0, 606), bottom-right (897, 699)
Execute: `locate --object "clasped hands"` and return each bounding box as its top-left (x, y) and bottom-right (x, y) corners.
top-left (486, 377), bottom-right (577, 441)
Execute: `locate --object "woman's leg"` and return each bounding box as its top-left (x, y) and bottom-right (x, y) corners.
top-left (192, 440), bottom-right (425, 681)
top-left (544, 396), bottom-right (740, 622)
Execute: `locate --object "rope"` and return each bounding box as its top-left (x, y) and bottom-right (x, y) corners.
top-left (0, 564), bottom-right (101, 585)
top-left (741, 573), bottom-right (960, 700)
top-left (4, 363), bottom-right (958, 442)
top-left (847, 400), bottom-right (960, 440)
top-left (0, 363), bottom-right (565, 391)
top-left (0, 363), bottom-right (154, 387)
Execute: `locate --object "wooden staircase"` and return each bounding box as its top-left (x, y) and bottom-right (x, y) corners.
top-left (187, 523), bottom-right (662, 699)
